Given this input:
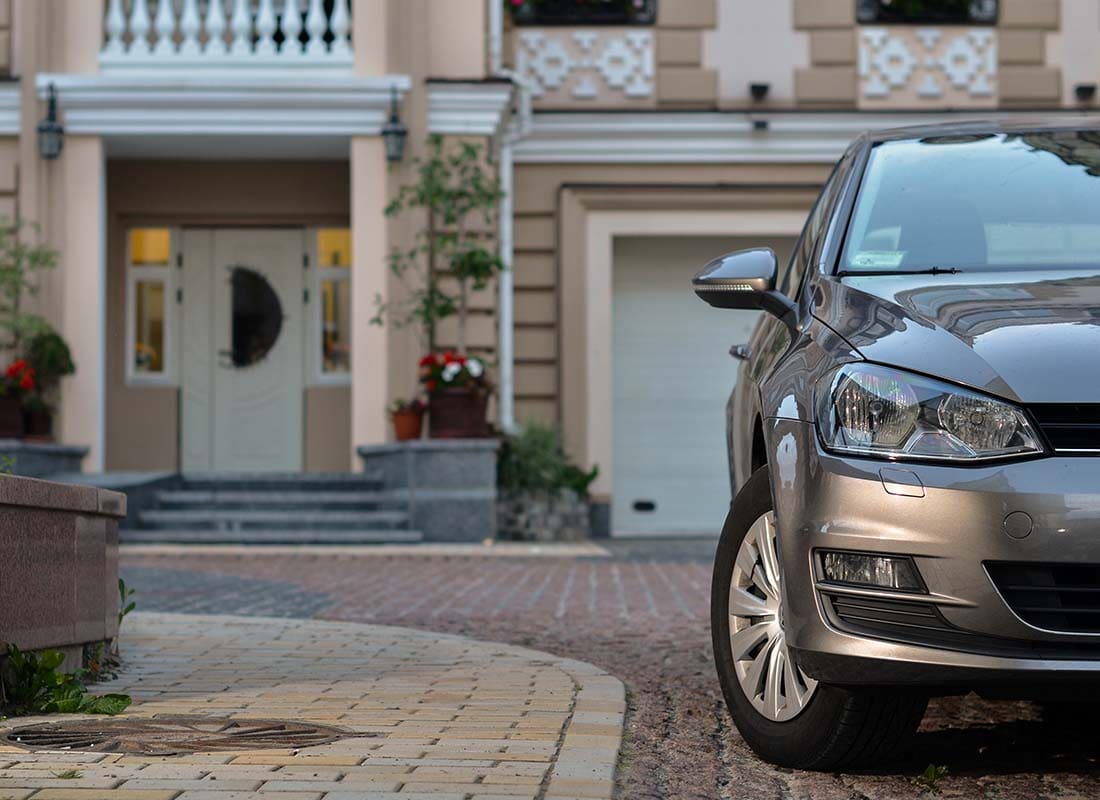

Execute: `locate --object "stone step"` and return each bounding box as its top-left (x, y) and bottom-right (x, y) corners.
top-left (119, 528), bottom-right (424, 545)
top-left (138, 508), bottom-right (410, 531)
top-left (155, 490), bottom-right (403, 510)
top-left (179, 472), bottom-right (384, 492)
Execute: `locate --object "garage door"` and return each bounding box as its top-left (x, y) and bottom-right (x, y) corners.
top-left (612, 236), bottom-right (796, 535)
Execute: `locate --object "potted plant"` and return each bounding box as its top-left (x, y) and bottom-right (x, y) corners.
top-left (22, 329), bottom-right (75, 440)
top-left (390, 397), bottom-right (426, 442)
top-left (419, 352), bottom-right (490, 438)
top-left (0, 220), bottom-right (63, 440)
top-left (497, 422), bottom-right (599, 541)
top-left (374, 135), bottom-right (505, 439)
top-left (0, 360), bottom-right (33, 438)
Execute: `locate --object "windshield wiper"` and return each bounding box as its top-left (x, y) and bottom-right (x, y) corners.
top-left (836, 267), bottom-right (962, 277)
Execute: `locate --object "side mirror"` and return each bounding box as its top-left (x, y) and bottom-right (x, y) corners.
top-left (692, 248), bottom-right (799, 330)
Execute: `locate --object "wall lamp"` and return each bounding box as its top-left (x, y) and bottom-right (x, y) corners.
top-left (37, 83), bottom-right (64, 161)
top-left (381, 85), bottom-right (408, 164)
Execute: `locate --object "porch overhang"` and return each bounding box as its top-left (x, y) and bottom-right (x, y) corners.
top-left (35, 73), bottom-right (412, 158)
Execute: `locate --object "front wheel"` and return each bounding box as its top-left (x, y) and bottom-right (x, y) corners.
top-left (711, 465), bottom-right (927, 770)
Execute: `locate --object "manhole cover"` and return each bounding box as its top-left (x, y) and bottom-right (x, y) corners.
top-left (3, 716), bottom-right (353, 755)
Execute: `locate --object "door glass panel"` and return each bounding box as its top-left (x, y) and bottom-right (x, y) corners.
top-left (130, 228), bottom-right (171, 266)
top-left (230, 267), bottom-right (283, 368)
top-left (133, 280), bottom-right (166, 374)
top-left (321, 277), bottom-right (350, 374)
top-left (317, 228), bottom-right (350, 268)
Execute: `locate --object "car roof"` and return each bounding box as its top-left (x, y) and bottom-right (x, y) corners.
top-left (856, 116), bottom-right (1100, 146)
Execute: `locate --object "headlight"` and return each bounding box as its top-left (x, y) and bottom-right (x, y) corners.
top-left (816, 364), bottom-right (1043, 462)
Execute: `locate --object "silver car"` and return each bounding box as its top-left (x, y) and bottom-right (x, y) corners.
top-left (695, 120), bottom-right (1100, 769)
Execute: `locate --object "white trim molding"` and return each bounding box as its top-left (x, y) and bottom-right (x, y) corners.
top-left (426, 80), bottom-right (514, 137)
top-left (515, 110), bottom-right (1100, 164)
top-left (0, 84), bottom-right (21, 135)
top-left (36, 73), bottom-right (411, 138)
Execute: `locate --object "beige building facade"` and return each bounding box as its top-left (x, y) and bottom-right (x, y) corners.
top-left (7, 0), bottom-right (1099, 533)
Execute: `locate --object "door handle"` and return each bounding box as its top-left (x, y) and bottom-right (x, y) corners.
top-left (730, 344), bottom-right (752, 361)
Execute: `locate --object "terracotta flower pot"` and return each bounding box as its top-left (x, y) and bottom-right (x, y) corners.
top-left (0, 394), bottom-right (23, 438)
top-left (429, 388), bottom-right (489, 439)
top-left (392, 408), bottom-right (424, 442)
top-left (23, 407), bottom-right (53, 441)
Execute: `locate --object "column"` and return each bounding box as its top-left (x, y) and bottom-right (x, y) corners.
top-left (57, 136), bottom-right (107, 471)
top-left (350, 136), bottom-right (389, 454)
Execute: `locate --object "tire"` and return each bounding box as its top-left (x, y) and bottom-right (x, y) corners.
top-left (711, 465), bottom-right (928, 770)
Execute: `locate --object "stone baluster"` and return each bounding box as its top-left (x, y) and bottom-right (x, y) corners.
top-left (229, 0), bottom-right (252, 56)
top-left (330, 0), bottom-right (350, 58)
top-left (304, 0), bottom-right (327, 57)
top-left (152, 0), bottom-right (178, 56)
top-left (280, 0), bottom-right (303, 57)
top-left (129, 0), bottom-right (153, 56)
top-left (205, 0), bottom-right (229, 56)
top-left (103, 0), bottom-right (127, 56)
top-left (179, 0), bottom-right (202, 56)
top-left (255, 0), bottom-right (277, 56)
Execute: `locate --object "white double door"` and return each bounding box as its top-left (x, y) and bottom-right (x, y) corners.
top-left (181, 228), bottom-right (305, 472)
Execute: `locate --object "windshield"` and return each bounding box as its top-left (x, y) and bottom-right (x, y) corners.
top-left (840, 131), bottom-right (1100, 273)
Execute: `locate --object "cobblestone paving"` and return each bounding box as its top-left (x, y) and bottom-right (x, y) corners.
top-left (122, 540), bottom-right (1100, 800)
top-left (0, 613), bottom-right (625, 800)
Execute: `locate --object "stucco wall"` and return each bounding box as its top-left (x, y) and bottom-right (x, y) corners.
top-left (105, 161), bottom-right (351, 472)
top-left (510, 162), bottom-right (831, 429)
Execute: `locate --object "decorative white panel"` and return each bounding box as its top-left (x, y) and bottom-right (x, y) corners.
top-left (859, 26), bottom-right (997, 108)
top-left (515, 29), bottom-right (655, 107)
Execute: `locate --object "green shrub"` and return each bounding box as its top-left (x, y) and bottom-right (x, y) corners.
top-left (0, 645), bottom-right (131, 717)
top-left (498, 422), bottom-right (598, 497)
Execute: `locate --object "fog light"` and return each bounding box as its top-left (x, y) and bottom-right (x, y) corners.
top-left (820, 551), bottom-right (923, 591)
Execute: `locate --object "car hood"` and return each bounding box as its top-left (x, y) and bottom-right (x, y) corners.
top-left (812, 270), bottom-right (1100, 403)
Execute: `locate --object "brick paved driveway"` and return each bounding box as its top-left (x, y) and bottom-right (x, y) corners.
top-left (122, 539), bottom-right (1100, 800)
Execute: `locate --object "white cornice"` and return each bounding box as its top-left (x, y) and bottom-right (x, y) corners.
top-left (513, 110), bottom-right (1099, 164)
top-left (0, 84), bottom-right (20, 135)
top-left (427, 81), bottom-right (514, 137)
top-left (36, 72), bottom-right (411, 137)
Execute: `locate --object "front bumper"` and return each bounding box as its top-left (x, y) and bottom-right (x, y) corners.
top-left (768, 418), bottom-right (1100, 686)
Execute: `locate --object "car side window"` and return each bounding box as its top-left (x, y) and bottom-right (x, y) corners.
top-left (779, 151), bottom-right (854, 296)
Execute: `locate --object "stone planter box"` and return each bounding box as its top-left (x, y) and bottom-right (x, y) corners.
top-left (498, 489), bottom-right (591, 542)
top-left (0, 439), bottom-right (89, 478)
top-left (357, 439), bottom-right (499, 542)
top-left (0, 474), bottom-right (126, 668)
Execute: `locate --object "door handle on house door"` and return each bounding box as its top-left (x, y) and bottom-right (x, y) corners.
top-left (729, 344), bottom-right (751, 361)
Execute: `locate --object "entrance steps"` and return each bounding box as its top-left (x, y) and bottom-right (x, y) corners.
top-left (114, 472), bottom-right (423, 545)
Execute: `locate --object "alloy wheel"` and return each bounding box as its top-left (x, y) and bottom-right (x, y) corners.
top-left (728, 511), bottom-right (818, 722)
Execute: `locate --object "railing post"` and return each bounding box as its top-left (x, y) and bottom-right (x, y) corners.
top-left (229, 0), bottom-right (253, 56)
top-left (281, 0), bottom-right (303, 56)
top-left (104, 0), bottom-right (127, 56)
top-left (256, 0), bottom-right (278, 56)
top-left (331, 0), bottom-right (351, 58)
top-left (205, 0), bottom-right (229, 56)
top-left (305, 0), bottom-right (327, 57)
top-left (179, 0), bottom-right (203, 57)
top-left (129, 0), bottom-right (153, 56)
top-left (152, 0), bottom-right (178, 56)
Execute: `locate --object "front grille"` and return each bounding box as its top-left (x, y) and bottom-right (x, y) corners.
top-left (824, 590), bottom-right (1100, 658)
top-left (1027, 403), bottom-right (1100, 453)
top-left (987, 562), bottom-right (1100, 633)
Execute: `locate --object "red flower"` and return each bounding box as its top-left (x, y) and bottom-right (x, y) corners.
top-left (418, 354), bottom-right (438, 367)
top-left (19, 369), bottom-right (34, 392)
top-left (425, 379), bottom-right (437, 392)
top-left (6, 359), bottom-right (26, 379)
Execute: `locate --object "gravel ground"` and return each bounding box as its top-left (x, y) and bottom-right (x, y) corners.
top-left (121, 538), bottom-right (1100, 799)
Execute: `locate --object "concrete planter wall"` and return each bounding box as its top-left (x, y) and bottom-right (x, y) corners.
top-left (498, 489), bottom-right (591, 542)
top-left (0, 475), bottom-right (126, 666)
top-left (0, 439), bottom-right (89, 478)
top-left (357, 439), bottom-right (499, 542)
